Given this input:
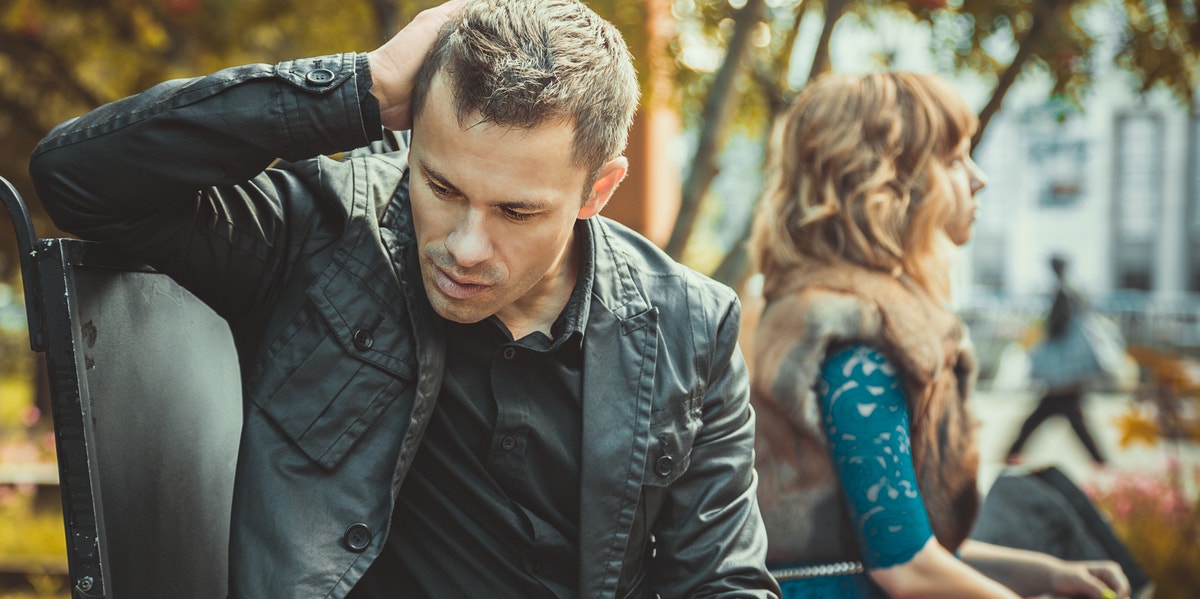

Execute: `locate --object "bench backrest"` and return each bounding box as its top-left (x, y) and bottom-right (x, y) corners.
top-left (4, 178), bottom-right (240, 598)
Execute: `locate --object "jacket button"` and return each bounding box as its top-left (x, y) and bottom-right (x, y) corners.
top-left (306, 68), bottom-right (336, 87)
top-left (501, 436), bottom-right (517, 451)
top-left (655, 455), bottom-right (674, 477)
top-left (352, 328), bottom-right (374, 351)
top-left (344, 523), bottom-right (372, 552)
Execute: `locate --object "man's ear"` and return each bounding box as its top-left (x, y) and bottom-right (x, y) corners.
top-left (577, 156), bottom-right (628, 220)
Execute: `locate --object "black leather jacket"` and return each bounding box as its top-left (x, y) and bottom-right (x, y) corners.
top-left (30, 52), bottom-right (778, 599)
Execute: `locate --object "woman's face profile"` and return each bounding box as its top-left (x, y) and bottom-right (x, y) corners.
top-left (941, 136), bottom-right (987, 246)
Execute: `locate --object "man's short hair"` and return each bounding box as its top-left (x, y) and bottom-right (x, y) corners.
top-left (410, 0), bottom-right (640, 182)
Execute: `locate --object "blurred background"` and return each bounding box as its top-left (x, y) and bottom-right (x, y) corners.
top-left (0, 0), bottom-right (1198, 597)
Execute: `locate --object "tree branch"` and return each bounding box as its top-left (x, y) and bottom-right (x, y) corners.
top-left (712, 2), bottom-right (813, 287)
top-left (664, 0), bottom-right (766, 259)
top-left (807, 0), bottom-right (850, 83)
top-left (974, 2), bottom-right (1063, 148)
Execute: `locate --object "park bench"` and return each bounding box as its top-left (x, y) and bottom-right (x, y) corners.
top-left (2, 177), bottom-right (240, 599)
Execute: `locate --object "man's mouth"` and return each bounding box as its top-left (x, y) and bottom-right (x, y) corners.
top-left (432, 265), bottom-right (490, 300)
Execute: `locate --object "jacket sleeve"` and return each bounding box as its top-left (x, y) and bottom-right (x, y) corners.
top-left (28, 52), bottom-right (383, 317)
top-left (650, 285), bottom-right (782, 598)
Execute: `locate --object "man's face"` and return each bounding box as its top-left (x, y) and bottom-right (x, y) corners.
top-left (408, 75), bottom-right (607, 327)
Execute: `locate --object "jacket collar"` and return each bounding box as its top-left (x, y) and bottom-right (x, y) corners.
top-left (578, 216), bottom-right (660, 597)
top-left (585, 216), bottom-right (652, 322)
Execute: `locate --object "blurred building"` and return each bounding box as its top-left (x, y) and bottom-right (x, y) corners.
top-left (970, 78), bottom-right (1198, 309)
top-left (959, 28), bottom-right (1200, 355)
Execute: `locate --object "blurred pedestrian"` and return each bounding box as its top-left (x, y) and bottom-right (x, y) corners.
top-left (749, 72), bottom-right (1129, 598)
top-left (1006, 255), bottom-right (1121, 466)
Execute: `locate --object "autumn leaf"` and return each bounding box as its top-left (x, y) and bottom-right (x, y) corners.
top-left (1114, 408), bottom-right (1161, 448)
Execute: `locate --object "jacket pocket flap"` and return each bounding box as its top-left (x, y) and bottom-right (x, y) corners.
top-left (248, 261), bottom-right (416, 469)
top-left (642, 391), bottom-right (702, 487)
top-left (308, 264), bottom-right (415, 382)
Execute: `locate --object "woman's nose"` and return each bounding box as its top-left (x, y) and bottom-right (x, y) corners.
top-left (968, 158), bottom-right (987, 194)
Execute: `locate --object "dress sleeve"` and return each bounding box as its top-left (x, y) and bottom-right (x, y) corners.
top-left (818, 344), bottom-right (934, 570)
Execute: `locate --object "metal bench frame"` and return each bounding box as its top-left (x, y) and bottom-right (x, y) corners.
top-left (3, 178), bottom-right (239, 599)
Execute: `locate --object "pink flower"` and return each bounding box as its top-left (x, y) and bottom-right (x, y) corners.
top-left (20, 404), bottom-right (41, 428)
top-left (1112, 497), bottom-right (1133, 520)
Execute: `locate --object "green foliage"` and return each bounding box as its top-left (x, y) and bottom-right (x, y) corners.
top-left (0, 485), bottom-right (67, 597)
top-left (670, 0), bottom-right (1198, 137)
top-left (0, 0), bottom-right (419, 275)
top-left (0, 421), bottom-right (63, 596)
top-left (0, 0), bottom-right (654, 279)
top-left (929, 0), bottom-right (1103, 104)
top-left (1117, 0), bottom-right (1200, 104)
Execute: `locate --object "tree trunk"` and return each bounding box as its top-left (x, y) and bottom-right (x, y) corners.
top-left (664, 0), bottom-right (765, 259)
top-left (711, 110), bottom-right (786, 288)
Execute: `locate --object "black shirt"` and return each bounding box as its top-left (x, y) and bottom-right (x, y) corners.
top-left (351, 224), bottom-right (594, 598)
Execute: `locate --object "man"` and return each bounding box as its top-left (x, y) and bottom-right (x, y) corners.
top-left (30, 0), bottom-right (778, 597)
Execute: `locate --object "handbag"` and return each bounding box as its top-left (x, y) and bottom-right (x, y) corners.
top-left (1028, 312), bottom-right (1125, 390)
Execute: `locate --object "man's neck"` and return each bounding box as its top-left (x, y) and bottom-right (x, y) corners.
top-left (496, 233), bottom-right (581, 340)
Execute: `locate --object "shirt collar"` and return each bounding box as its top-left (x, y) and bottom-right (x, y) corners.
top-left (547, 219), bottom-right (595, 351)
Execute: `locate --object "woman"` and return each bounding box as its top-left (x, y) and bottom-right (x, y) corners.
top-left (747, 72), bottom-right (1129, 599)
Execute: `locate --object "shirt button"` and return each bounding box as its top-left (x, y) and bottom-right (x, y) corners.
top-left (501, 436), bottom-right (517, 451)
top-left (655, 455), bottom-right (674, 477)
top-left (502, 347), bottom-right (516, 360)
top-left (343, 523), bottom-right (372, 552)
top-left (306, 67), bottom-right (336, 87)
top-left (352, 328), bottom-right (374, 351)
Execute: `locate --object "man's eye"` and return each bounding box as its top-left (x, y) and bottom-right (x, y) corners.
top-left (502, 207), bottom-right (535, 222)
top-left (425, 180), bottom-right (454, 198)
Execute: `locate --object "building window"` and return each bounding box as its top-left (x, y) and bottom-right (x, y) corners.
top-left (1112, 112), bottom-right (1164, 292)
top-left (1023, 103), bottom-right (1088, 208)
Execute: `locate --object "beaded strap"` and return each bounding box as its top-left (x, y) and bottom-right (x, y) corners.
top-left (770, 561), bottom-right (865, 582)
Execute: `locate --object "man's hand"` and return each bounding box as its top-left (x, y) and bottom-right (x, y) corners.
top-left (368, 0), bottom-right (469, 131)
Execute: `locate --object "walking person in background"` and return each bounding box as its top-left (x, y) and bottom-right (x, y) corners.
top-left (29, 0), bottom-right (779, 596)
top-left (1006, 255), bottom-right (1116, 466)
top-left (748, 72), bottom-right (1129, 598)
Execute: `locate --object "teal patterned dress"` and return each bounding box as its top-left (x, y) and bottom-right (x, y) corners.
top-left (777, 345), bottom-right (934, 599)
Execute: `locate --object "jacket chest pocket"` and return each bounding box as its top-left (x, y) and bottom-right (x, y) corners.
top-left (642, 390), bottom-right (703, 488)
top-left (248, 263), bottom-right (415, 470)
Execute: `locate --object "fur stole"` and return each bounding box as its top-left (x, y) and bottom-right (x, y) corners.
top-left (750, 260), bottom-right (980, 563)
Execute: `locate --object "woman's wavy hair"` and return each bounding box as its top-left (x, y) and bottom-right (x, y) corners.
top-left (750, 72), bottom-right (977, 299)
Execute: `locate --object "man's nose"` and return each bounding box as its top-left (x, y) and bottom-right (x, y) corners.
top-left (445, 211), bottom-right (492, 267)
